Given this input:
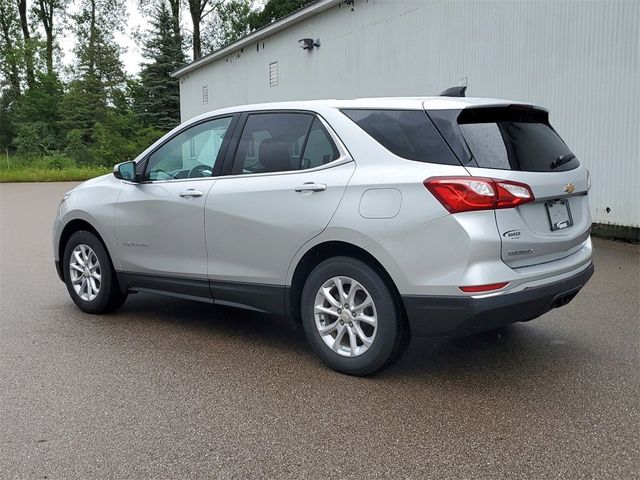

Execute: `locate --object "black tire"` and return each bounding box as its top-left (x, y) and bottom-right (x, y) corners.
top-left (62, 230), bottom-right (127, 314)
top-left (300, 256), bottom-right (409, 376)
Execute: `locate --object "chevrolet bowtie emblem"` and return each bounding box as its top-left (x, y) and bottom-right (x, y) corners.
top-left (564, 183), bottom-right (575, 194)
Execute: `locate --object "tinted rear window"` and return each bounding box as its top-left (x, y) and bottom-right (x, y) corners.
top-left (342, 109), bottom-right (459, 165)
top-left (456, 107), bottom-right (579, 172)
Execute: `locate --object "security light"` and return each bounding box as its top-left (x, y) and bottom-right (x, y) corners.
top-left (299, 38), bottom-right (321, 50)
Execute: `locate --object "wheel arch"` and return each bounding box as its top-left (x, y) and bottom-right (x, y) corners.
top-left (286, 241), bottom-right (408, 330)
top-left (57, 219), bottom-right (111, 282)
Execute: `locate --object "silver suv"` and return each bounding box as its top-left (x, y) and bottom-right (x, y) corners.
top-left (53, 95), bottom-right (594, 375)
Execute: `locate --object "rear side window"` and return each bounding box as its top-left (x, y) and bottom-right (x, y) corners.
top-left (232, 113), bottom-right (339, 175)
top-left (342, 109), bottom-right (460, 165)
top-left (455, 107), bottom-right (579, 172)
top-left (301, 118), bottom-right (340, 169)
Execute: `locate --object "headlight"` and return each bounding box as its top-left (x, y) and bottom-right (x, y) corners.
top-left (59, 192), bottom-right (71, 207)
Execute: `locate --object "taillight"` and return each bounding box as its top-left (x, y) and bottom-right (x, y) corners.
top-left (423, 176), bottom-right (534, 213)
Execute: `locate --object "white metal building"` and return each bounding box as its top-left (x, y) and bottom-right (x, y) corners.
top-left (171, 0), bottom-right (640, 232)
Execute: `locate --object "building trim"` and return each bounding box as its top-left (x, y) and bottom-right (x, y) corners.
top-left (170, 0), bottom-right (342, 78)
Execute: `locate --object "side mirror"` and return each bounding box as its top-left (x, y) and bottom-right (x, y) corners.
top-left (113, 161), bottom-right (137, 182)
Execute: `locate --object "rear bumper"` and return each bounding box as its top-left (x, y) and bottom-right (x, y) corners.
top-left (402, 262), bottom-right (594, 337)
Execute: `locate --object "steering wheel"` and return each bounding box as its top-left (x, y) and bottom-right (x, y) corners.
top-left (188, 164), bottom-right (213, 178)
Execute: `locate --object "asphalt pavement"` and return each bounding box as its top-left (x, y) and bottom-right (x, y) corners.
top-left (1, 182), bottom-right (638, 479)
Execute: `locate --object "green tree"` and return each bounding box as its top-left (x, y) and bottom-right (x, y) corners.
top-left (60, 76), bottom-right (106, 144)
top-left (61, 0), bottom-right (127, 163)
top-left (249, 0), bottom-right (309, 30)
top-left (0, 0), bottom-right (23, 99)
top-left (188, 0), bottom-right (224, 60)
top-left (0, 91), bottom-right (16, 152)
top-left (16, 0), bottom-right (37, 89)
top-left (206, 0), bottom-right (253, 49)
top-left (13, 72), bottom-right (64, 156)
top-left (33, 0), bottom-right (68, 76)
top-left (92, 110), bottom-right (163, 165)
top-left (64, 128), bottom-right (95, 165)
top-left (0, 0), bottom-right (23, 152)
top-left (70, 0), bottom-right (126, 96)
top-left (60, 0), bottom-right (135, 164)
top-left (135, 1), bottom-right (185, 131)
top-left (167, 0), bottom-right (181, 41)
top-left (138, 0), bottom-right (182, 44)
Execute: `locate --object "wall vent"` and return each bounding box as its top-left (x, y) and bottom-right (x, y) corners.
top-left (202, 85), bottom-right (209, 104)
top-left (269, 61), bottom-right (279, 87)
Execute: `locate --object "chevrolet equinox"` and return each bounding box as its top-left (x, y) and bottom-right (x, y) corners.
top-left (53, 94), bottom-right (594, 375)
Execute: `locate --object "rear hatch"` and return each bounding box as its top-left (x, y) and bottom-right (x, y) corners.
top-left (427, 105), bottom-right (591, 268)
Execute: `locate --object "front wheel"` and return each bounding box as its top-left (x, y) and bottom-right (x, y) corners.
top-left (63, 230), bottom-right (127, 314)
top-left (301, 257), bottom-right (408, 376)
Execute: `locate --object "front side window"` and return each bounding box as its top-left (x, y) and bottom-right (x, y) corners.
top-left (232, 113), bottom-right (340, 175)
top-left (145, 116), bottom-right (232, 181)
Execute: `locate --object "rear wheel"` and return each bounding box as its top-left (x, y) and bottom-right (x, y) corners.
top-left (301, 256), bottom-right (408, 375)
top-left (63, 231), bottom-right (127, 314)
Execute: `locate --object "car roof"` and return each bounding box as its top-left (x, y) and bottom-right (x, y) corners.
top-left (186, 96), bottom-right (544, 125)
top-left (135, 96), bottom-right (547, 163)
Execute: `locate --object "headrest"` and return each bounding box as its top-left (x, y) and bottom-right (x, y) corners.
top-left (258, 138), bottom-right (292, 172)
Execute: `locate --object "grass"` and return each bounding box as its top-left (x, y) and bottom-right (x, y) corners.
top-left (0, 155), bottom-right (111, 183)
top-left (0, 166), bottom-right (110, 183)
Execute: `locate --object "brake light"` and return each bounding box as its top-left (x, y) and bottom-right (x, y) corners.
top-left (459, 282), bottom-right (509, 293)
top-left (423, 176), bottom-right (534, 213)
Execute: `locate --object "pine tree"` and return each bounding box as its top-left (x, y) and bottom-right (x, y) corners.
top-left (135, 1), bottom-right (186, 131)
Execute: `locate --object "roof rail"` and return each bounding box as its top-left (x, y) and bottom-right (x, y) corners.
top-left (439, 86), bottom-right (467, 97)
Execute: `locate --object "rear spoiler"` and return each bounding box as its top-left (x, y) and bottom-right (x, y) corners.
top-left (457, 105), bottom-right (549, 124)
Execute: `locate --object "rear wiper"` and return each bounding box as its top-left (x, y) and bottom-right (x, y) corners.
top-left (550, 153), bottom-right (576, 169)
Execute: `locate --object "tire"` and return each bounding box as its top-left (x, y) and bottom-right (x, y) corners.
top-left (63, 230), bottom-right (127, 314)
top-left (300, 256), bottom-right (408, 376)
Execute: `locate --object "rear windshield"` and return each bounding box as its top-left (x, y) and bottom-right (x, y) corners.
top-left (456, 107), bottom-right (579, 172)
top-left (342, 109), bottom-right (460, 165)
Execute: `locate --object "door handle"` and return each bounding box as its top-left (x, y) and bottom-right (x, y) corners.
top-left (179, 189), bottom-right (204, 198)
top-left (294, 182), bottom-right (327, 193)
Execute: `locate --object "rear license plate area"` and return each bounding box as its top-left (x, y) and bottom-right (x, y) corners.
top-left (545, 199), bottom-right (573, 231)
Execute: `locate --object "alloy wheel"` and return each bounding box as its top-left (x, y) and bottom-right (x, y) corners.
top-left (69, 244), bottom-right (101, 302)
top-left (313, 276), bottom-right (378, 357)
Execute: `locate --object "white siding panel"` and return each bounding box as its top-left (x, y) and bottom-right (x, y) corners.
top-left (178, 0), bottom-right (640, 227)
